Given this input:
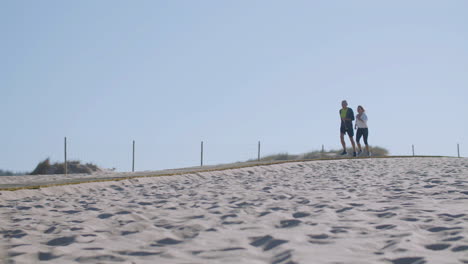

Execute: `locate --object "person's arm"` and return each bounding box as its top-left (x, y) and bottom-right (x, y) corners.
top-left (361, 113), bottom-right (368, 122)
top-left (343, 108), bottom-right (354, 121)
top-left (349, 108), bottom-right (355, 121)
top-left (356, 113), bottom-right (363, 122)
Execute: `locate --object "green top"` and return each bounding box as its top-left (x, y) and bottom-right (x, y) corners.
top-left (340, 108), bottom-right (348, 119)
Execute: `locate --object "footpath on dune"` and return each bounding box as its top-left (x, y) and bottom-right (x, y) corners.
top-left (0, 156), bottom-right (450, 191)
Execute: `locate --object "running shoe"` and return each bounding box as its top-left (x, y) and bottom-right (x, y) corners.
top-left (340, 151), bottom-right (347, 155)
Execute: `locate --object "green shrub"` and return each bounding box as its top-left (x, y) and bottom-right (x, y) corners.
top-left (0, 169), bottom-right (25, 176)
top-left (30, 158), bottom-right (101, 175)
top-left (30, 158), bottom-right (52, 175)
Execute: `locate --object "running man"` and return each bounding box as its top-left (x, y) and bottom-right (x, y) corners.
top-left (339, 100), bottom-right (357, 156)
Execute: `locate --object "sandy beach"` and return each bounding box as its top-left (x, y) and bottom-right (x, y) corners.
top-left (1, 157), bottom-right (468, 264)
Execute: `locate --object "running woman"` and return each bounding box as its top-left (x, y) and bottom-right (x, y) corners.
top-left (355, 105), bottom-right (370, 156)
top-left (339, 100), bottom-right (357, 157)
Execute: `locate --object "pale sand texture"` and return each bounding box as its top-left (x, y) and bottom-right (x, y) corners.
top-left (1, 157), bottom-right (468, 264)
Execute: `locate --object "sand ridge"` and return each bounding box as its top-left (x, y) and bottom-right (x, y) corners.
top-left (1, 157), bottom-right (468, 263)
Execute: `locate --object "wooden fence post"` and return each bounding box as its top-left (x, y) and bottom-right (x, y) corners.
top-left (64, 137), bottom-right (67, 175)
top-left (132, 140), bottom-right (135, 172)
top-left (258, 141), bottom-right (261, 162)
top-left (201, 141), bottom-right (204, 167)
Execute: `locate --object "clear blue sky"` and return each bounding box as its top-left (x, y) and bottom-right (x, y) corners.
top-left (2, 1), bottom-right (467, 172)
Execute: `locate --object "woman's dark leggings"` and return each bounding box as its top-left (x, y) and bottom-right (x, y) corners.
top-left (356, 128), bottom-right (369, 145)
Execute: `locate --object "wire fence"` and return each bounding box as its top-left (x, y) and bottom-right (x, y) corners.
top-left (59, 137), bottom-right (464, 175)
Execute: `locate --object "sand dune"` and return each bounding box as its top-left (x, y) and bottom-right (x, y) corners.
top-left (1, 157), bottom-right (468, 264)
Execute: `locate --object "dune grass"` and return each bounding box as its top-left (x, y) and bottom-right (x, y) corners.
top-left (252, 145), bottom-right (389, 162)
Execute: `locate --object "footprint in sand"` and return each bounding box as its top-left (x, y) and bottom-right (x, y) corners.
top-left (258, 211), bottom-right (271, 217)
top-left (85, 207), bottom-right (101, 211)
top-left (2, 229), bottom-right (27, 239)
top-left (62, 210), bottom-right (81, 214)
top-left (38, 252), bottom-right (61, 261)
top-left (151, 238), bottom-right (183, 247)
top-left (424, 243), bottom-right (451, 250)
top-left (442, 236), bottom-right (464, 242)
top-left (117, 250), bottom-right (161, 256)
top-left (121, 231), bottom-right (138, 236)
top-left (309, 234), bottom-right (330, 239)
top-left (330, 227), bottom-right (349, 234)
top-left (451, 245), bottom-right (468, 252)
top-left (97, 213), bottom-right (114, 219)
top-left (387, 257), bottom-right (426, 264)
top-left (272, 250), bottom-right (296, 264)
top-left (249, 235), bottom-right (288, 251)
top-left (75, 255), bottom-right (126, 263)
top-left (173, 225), bottom-right (203, 239)
top-left (83, 247), bottom-right (103, 250)
top-left (427, 226), bottom-right (462, 233)
top-left (376, 212), bottom-right (397, 218)
top-left (46, 236), bottom-right (75, 246)
top-left (308, 234), bottom-right (333, 245)
top-left (401, 217), bottom-right (419, 222)
top-left (336, 207), bottom-right (353, 213)
top-left (277, 219), bottom-right (301, 228)
top-left (375, 224), bottom-right (397, 230)
top-left (16, 206), bottom-right (32, 211)
top-left (222, 220), bottom-right (244, 225)
top-left (292, 212), bottom-right (310, 218)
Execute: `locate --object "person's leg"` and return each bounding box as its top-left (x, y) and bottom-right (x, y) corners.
top-left (340, 133), bottom-right (346, 153)
top-left (349, 135), bottom-right (357, 153)
top-left (363, 128), bottom-right (370, 154)
top-left (356, 129), bottom-right (363, 152)
top-left (340, 125), bottom-right (347, 153)
top-left (347, 124), bottom-right (356, 154)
